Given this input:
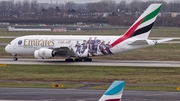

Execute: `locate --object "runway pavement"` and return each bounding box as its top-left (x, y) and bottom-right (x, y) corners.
top-left (0, 58), bottom-right (180, 67)
top-left (0, 87), bottom-right (180, 101)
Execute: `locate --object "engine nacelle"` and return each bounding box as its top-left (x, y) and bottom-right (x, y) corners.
top-left (34, 50), bottom-right (42, 59)
top-left (34, 48), bottom-right (55, 59)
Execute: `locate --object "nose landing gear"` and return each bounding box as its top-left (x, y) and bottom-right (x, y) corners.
top-left (13, 54), bottom-right (18, 61)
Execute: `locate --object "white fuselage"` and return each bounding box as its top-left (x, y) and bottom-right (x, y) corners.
top-left (5, 35), bottom-right (154, 58)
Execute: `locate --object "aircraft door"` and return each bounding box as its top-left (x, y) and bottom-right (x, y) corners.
top-left (12, 40), bottom-right (19, 49)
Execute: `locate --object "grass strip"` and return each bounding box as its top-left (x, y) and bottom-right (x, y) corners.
top-left (0, 65), bottom-right (180, 84)
top-left (0, 27), bottom-right (180, 37)
top-left (0, 82), bottom-right (84, 88)
top-left (0, 38), bottom-right (13, 43)
top-left (0, 65), bottom-right (180, 91)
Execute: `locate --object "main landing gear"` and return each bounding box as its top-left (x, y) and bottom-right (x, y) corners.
top-left (65, 57), bottom-right (92, 62)
top-left (13, 54), bottom-right (18, 61)
top-left (65, 58), bottom-right (74, 62)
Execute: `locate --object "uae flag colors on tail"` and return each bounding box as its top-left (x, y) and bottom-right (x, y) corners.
top-left (111, 4), bottom-right (162, 47)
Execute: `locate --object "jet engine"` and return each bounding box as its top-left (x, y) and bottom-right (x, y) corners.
top-left (34, 48), bottom-right (56, 59)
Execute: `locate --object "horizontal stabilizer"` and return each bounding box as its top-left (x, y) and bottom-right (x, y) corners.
top-left (156, 38), bottom-right (174, 44)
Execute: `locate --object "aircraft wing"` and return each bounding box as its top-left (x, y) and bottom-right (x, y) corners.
top-left (53, 47), bottom-right (78, 57)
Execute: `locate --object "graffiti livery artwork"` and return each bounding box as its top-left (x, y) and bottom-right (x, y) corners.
top-left (74, 37), bottom-right (113, 56)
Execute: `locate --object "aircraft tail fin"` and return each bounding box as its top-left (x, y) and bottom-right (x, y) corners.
top-left (98, 81), bottom-right (125, 101)
top-left (111, 4), bottom-right (162, 47)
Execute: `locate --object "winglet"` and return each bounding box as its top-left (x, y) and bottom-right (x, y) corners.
top-left (99, 81), bottom-right (125, 101)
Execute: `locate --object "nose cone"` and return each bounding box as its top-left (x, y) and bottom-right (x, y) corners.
top-left (5, 44), bottom-right (11, 53)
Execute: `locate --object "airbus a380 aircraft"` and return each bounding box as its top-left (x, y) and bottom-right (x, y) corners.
top-left (5, 4), bottom-right (172, 61)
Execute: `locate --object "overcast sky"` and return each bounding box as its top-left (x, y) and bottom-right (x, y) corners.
top-left (0, 0), bottom-right (177, 3)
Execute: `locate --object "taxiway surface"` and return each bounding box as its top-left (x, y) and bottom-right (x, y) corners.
top-left (0, 87), bottom-right (180, 101)
top-left (0, 58), bottom-right (180, 67)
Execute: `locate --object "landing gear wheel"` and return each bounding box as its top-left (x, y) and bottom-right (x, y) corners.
top-left (13, 57), bottom-right (18, 61)
top-left (74, 58), bottom-right (82, 62)
top-left (86, 58), bottom-right (92, 62)
top-left (83, 58), bottom-right (92, 62)
top-left (65, 58), bottom-right (74, 62)
top-left (88, 58), bottom-right (92, 62)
